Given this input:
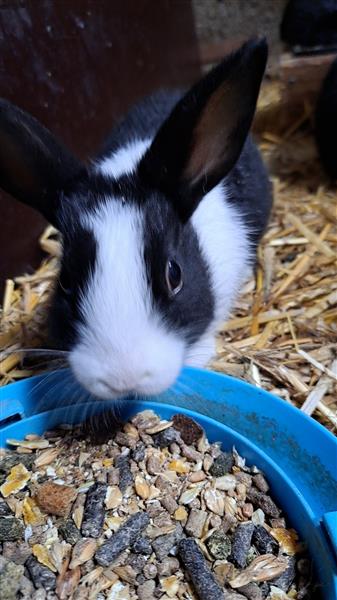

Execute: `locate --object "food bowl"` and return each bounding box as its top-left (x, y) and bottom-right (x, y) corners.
top-left (0, 367), bottom-right (336, 598)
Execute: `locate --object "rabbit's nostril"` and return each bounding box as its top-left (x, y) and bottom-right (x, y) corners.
top-left (140, 371), bottom-right (152, 384)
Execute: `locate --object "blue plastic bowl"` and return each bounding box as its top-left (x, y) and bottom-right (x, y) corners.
top-left (0, 367), bottom-right (336, 598)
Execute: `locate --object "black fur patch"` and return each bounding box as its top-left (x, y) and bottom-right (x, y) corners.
top-left (143, 193), bottom-right (214, 344)
top-left (49, 226), bottom-right (97, 349)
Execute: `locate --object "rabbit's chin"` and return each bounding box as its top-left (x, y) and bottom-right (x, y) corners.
top-left (68, 335), bottom-right (185, 401)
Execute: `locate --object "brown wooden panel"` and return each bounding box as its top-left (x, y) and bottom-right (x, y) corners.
top-left (0, 0), bottom-right (200, 294)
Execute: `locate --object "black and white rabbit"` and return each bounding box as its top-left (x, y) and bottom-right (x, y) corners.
top-left (0, 39), bottom-right (272, 399)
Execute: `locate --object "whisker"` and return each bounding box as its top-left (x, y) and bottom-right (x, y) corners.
top-left (1, 348), bottom-right (70, 357)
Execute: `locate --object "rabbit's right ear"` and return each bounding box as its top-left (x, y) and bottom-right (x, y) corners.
top-left (139, 38), bottom-right (267, 223)
top-left (0, 99), bottom-right (85, 225)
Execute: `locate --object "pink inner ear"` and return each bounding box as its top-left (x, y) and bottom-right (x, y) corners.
top-left (182, 78), bottom-right (241, 188)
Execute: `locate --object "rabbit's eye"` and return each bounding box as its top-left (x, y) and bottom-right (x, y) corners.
top-left (165, 259), bottom-right (183, 296)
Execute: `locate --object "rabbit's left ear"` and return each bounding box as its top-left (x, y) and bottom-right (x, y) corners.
top-left (139, 38), bottom-right (268, 222)
top-left (0, 99), bottom-right (85, 225)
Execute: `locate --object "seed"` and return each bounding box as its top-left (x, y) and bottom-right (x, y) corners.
top-left (32, 544), bottom-right (57, 572)
top-left (124, 423), bottom-right (139, 438)
top-left (189, 470), bottom-right (206, 483)
top-left (168, 459), bottom-right (190, 474)
top-left (131, 410), bottom-right (159, 429)
top-left (69, 537), bottom-right (97, 568)
top-left (145, 420), bottom-right (173, 434)
top-left (49, 540), bottom-right (72, 573)
top-left (173, 506), bottom-right (188, 521)
top-left (160, 574), bottom-right (180, 597)
top-left (72, 504), bottom-right (84, 530)
top-left (270, 528), bottom-right (300, 555)
top-left (242, 503), bottom-right (254, 519)
top-left (181, 444), bottom-right (202, 463)
top-left (146, 454), bottom-right (162, 475)
top-left (229, 554), bottom-right (289, 588)
top-left (214, 475), bottom-right (237, 491)
top-left (204, 488), bottom-right (225, 516)
top-left (56, 565), bottom-right (81, 599)
top-left (179, 484), bottom-right (204, 505)
top-left (135, 475), bottom-right (150, 499)
top-left (143, 563), bottom-right (157, 579)
top-left (224, 496), bottom-right (237, 517)
top-left (185, 508), bottom-right (208, 538)
top-left (251, 508), bottom-right (265, 525)
top-left (105, 486), bottom-right (123, 509)
top-left (34, 447), bottom-right (59, 467)
top-left (6, 438), bottom-right (49, 450)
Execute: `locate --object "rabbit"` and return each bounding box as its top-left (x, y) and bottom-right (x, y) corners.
top-left (315, 56), bottom-right (337, 180)
top-left (0, 38), bottom-right (272, 400)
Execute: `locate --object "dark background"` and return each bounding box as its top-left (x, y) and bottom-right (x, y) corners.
top-left (0, 0), bottom-right (200, 294)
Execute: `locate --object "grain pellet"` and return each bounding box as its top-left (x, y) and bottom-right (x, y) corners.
top-left (115, 454), bottom-right (133, 491)
top-left (271, 555), bottom-right (296, 591)
top-left (132, 537), bottom-right (152, 555)
top-left (230, 522), bottom-right (255, 568)
top-left (252, 524), bottom-right (279, 555)
top-left (178, 538), bottom-right (225, 600)
top-left (25, 556), bottom-right (56, 591)
top-left (81, 482), bottom-right (107, 538)
top-left (95, 512), bottom-right (150, 566)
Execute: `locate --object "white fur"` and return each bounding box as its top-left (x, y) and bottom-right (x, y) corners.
top-left (97, 139), bottom-right (151, 178)
top-left (187, 185), bottom-right (252, 364)
top-left (70, 139), bottom-right (251, 398)
top-left (70, 141), bottom-right (184, 399)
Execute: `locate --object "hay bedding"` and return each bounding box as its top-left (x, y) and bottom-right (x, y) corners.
top-left (0, 85), bottom-right (336, 434)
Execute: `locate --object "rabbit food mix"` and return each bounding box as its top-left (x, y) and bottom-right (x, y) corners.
top-left (0, 410), bottom-right (319, 600)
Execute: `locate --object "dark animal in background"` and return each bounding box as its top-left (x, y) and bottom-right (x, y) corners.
top-left (0, 39), bottom-right (272, 400)
top-left (281, 0), bottom-right (337, 48)
top-left (315, 57), bottom-right (337, 180)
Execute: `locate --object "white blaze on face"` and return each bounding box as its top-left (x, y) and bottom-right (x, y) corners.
top-left (69, 200), bottom-right (185, 399)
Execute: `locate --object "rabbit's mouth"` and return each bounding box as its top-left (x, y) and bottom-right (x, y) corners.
top-left (68, 333), bottom-right (185, 401)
